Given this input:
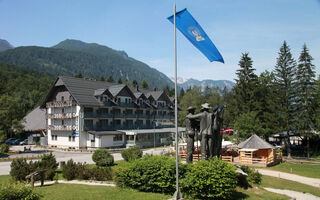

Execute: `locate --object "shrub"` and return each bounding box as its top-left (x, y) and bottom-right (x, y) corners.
top-left (180, 158), bottom-right (237, 200)
top-left (0, 144), bottom-right (9, 154)
top-left (89, 166), bottom-right (112, 181)
top-left (62, 159), bottom-right (77, 180)
top-left (115, 155), bottom-right (185, 194)
top-left (92, 149), bottom-right (114, 167)
top-left (0, 183), bottom-right (41, 200)
top-left (38, 153), bottom-right (58, 180)
top-left (121, 146), bottom-right (143, 162)
top-left (10, 158), bottom-right (37, 182)
top-left (76, 163), bottom-right (91, 180)
top-left (240, 166), bottom-right (262, 185)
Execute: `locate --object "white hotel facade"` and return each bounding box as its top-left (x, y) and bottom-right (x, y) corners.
top-left (41, 76), bottom-right (181, 149)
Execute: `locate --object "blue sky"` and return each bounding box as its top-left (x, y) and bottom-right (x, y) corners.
top-left (0, 0), bottom-right (319, 81)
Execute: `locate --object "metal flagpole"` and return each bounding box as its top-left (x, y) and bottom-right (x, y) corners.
top-left (173, 4), bottom-right (180, 200)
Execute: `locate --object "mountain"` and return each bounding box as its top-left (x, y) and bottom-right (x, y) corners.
top-left (0, 61), bottom-right (54, 120)
top-left (179, 78), bottom-right (235, 91)
top-left (170, 77), bottom-right (190, 84)
top-left (0, 39), bottom-right (173, 89)
top-left (0, 39), bottom-right (14, 52)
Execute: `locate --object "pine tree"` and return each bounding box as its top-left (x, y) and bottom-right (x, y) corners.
top-left (141, 79), bottom-right (149, 89)
top-left (273, 41), bottom-right (297, 158)
top-left (295, 44), bottom-right (316, 158)
top-left (118, 78), bottom-right (122, 84)
top-left (107, 76), bottom-right (114, 83)
top-left (75, 73), bottom-right (83, 78)
top-left (100, 76), bottom-right (105, 81)
top-left (232, 53), bottom-right (258, 117)
top-left (132, 80), bottom-right (138, 87)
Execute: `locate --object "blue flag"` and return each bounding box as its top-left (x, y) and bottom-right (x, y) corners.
top-left (168, 8), bottom-right (224, 63)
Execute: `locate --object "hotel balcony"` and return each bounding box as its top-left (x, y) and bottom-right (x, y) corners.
top-left (84, 112), bottom-right (113, 118)
top-left (48, 125), bottom-right (77, 131)
top-left (46, 100), bottom-right (76, 108)
top-left (48, 113), bottom-right (77, 119)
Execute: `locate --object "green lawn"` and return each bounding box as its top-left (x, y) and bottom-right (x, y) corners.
top-left (269, 162), bottom-right (320, 178)
top-left (34, 184), bottom-right (171, 200)
top-left (261, 175), bottom-right (320, 197)
top-left (232, 187), bottom-right (289, 200)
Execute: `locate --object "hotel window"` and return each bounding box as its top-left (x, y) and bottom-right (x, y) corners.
top-left (114, 135), bottom-right (122, 141)
top-left (61, 96), bottom-right (64, 102)
top-left (52, 135), bottom-right (57, 141)
top-left (69, 136), bottom-right (75, 142)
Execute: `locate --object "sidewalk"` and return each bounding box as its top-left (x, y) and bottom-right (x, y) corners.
top-left (257, 168), bottom-right (320, 188)
top-left (264, 187), bottom-right (320, 200)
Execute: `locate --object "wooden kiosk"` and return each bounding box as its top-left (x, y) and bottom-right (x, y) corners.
top-left (238, 134), bottom-right (277, 167)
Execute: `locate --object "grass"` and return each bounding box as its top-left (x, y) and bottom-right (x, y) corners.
top-left (33, 184), bottom-right (171, 200)
top-left (261, 175), bottom-right (320, 197)
top-left (269, 162), bottom-right (320, 178)
top-left (0, 174), bottom-right (292, 200)
top-left (232, 187), bottom-right (289, 200)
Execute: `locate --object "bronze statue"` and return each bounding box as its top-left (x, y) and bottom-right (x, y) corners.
top-left (185, 106), bottom-right (198, 163)
top-left (212, 105), bottom-right (225, 157)
top-left (186, 104), bottom-right (225, 160)
top-left (187, 103), bottom-right (211, 160)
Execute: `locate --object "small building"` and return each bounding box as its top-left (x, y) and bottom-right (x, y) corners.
top-left (238, 134), bottom-right (278, 167)
top-left (22, 106), bottom-right (47, 145)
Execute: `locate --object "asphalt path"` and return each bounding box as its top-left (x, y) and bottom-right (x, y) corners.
top-left (0, 146), bottom-right (171, 175)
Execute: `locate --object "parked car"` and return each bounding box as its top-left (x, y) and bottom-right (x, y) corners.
top-left (11, 139), bottom-right (23, 145)
top-left (5, 138), bottom-right (16, 144)
top-left (19, 139), bottom-right (28, 145)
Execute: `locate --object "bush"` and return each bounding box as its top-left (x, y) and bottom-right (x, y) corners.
top-left (121, 146), bottom-right (143, 162)
top-left (10, 158), bottom-right (37, 182)
top-left (180, 158), bottom-right (237, 200)
top-left (89, 166), bottom-right (112, 181)
top-left (92, 149), bottom-right (114, 167)
top-left (115, 155), bottom-right (185, 194)
top-left (0, 183), bottom-right (41, 200)
top-left (0, 144), bottom-right (9, 154)
top-left (62, 159), bottom-right (77, 180)
top-left (38, 153), bottom-right (58, 180)
top-left (75, 163), bottom-right (91, 180)
top-left (240, 166), bottom-right (262, 185)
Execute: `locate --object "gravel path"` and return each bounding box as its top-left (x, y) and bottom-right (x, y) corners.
top-left (264, 187), bottom-right (320, 200)
top-left (257, 168), bottom-right (320, 188)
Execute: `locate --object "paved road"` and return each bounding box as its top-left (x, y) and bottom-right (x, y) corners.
top-left (0, 146), bottom-right (171, 175)
top-left (264, 187), bottom-right (320, 200)
top-left (257, 168), bottom-right (320, 188)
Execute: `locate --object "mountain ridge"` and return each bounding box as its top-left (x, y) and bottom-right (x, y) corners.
top-left (0, 39), bottom-right (14, 52)
top-left (0, 39), bottom-right (173, 89)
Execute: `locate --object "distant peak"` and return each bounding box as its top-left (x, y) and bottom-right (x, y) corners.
top-left (0, 39), bottom-right (14, 52)
top-left (170, 77), bottom-right (190, 84)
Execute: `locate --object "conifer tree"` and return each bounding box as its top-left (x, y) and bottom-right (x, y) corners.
top-left (296, 44), bottom-right (316, 158)
top-left (75, 73), bottom-right (83, 78)
top-left (100, 76), bottom-right (105, 81)
top-left (141, 79), bottom-right (149, 89)
top-left (273, 41), bottom-right (297, 158)
top-left (232, 53), bottom-right (258, 117)
top-left (132, 80), bottom-right (138, 87)
top-left (118, 78), bottom-right (122, 84)
top-left (107, 76), bottom-right (114, 83)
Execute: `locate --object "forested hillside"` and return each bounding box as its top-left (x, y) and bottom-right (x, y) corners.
top-left (0, 62), bottom-right (54, 138)
top-left (0, 39), bottom-right (173, 89)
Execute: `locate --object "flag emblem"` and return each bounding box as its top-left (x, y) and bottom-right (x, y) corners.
top-left (188, 26), bottom-right (205, 42)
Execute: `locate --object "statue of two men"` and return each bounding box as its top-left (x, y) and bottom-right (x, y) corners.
top-left (186, 103), bottom-right (225, 162)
